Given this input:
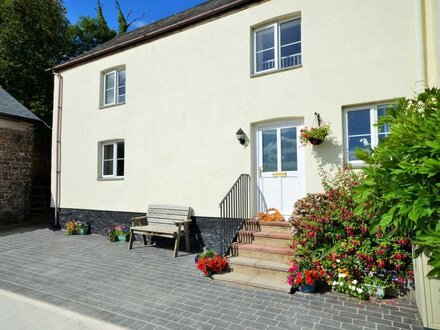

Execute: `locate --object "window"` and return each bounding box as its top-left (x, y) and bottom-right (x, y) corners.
top-left (102, 68), bottom-right (126, 106)
top-left (345, 104), bottom-right (390, 164)
top-left (253, 18), bottom-right (301, 74)
top-left (101, 141), bottom-right (124, 178)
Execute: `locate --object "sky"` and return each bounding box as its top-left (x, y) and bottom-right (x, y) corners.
top-left (63, 0), bottom-right (207, 31)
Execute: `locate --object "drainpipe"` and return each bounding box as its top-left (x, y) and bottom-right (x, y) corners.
top-left (413, 0), bottom-right (426, 94)
top-left (54, 72), bottom-right (63, 227)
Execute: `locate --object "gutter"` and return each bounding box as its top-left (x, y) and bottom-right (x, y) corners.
top-left (413, 0), bottom-right (426, 93)
top-left (53, 72), bottom-right (63, 227)
top-left (52, 0), bottom-right (260, 72)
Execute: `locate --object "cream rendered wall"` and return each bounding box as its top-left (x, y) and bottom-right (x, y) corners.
top-left (52, 0), bottom-right (417, 216)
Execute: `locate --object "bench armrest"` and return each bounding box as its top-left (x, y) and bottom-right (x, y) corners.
top-left (131, 216), bottom-right (148, 226)
top-left (174, 219), bottom-right (192, 226)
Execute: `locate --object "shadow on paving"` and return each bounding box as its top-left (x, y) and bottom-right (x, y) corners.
top-left (0, 229), bottom-right (423, 330)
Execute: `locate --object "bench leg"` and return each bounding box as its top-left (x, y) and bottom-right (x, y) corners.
top-left (184, 224), bottom-right (190, 252)
top-left (128, 230), bottom-right (135, 250)
top-left (142, 235), bottom-right (148, 245)
top-left (173, 229), bottom-right (181, 258)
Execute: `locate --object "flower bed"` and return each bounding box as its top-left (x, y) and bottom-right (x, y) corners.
top-left (289, 166), bottom-right (413, 299)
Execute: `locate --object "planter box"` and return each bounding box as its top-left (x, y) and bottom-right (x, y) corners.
top-left (413, 246), bottom-right (440, 329)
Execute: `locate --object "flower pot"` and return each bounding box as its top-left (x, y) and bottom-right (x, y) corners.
top-left (77, 228), bottom-right (89, 235)
top-left (118, 235), bottom-right (129, 242)
top-left (308, 137), bottom-right (324, 145)
top-left (365, 284), bottom-right (385, 299)
top-left (299, 284), bottom-right (316, 293)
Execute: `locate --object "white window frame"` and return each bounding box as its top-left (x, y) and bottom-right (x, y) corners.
top-left (344, 104), bottom-right (390, 166)
top-left (253, 17), bottom-right (301, 74)
top-left (100, 140), bottom-right (124, 179)
top-left (102, 68), bottom-right (126, 107)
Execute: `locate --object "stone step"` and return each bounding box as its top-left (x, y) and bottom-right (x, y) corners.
top-left (228, 256), bottom-right (290, 282)
top-left (237, 230), bottom-right (293, 248)
top-left (244, 219), bottom-right (292, 234)
top-left (212, 272), bottom-right (291, 293)
top-left (231, 242), bottom-right (294, 264)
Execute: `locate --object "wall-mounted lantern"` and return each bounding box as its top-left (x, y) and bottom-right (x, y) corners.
top-left (236, 128), bottom-right (246, 145)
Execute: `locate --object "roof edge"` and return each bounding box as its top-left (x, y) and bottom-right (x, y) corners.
top-left (0, 112), bottom-right (42, 124)
top-left (53, 0), bottom-right (260, 72)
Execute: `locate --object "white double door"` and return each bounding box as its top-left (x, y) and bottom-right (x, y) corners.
top-left (256, 122), bottom-right (305, 218)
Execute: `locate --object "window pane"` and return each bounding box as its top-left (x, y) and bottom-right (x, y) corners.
top-left (262, 130), bottom-right (277, 172)
top-left (103, 160), bottom-right (113, 176)
top-left (348, 135), bottom-right (371, 161)
top-left (104, 72), bottom-right (115, 105)
top-left (281, 128), bottom-right (297, 171)
top-left (118, 88), bottom-right (125, 103)
top-left (105, 72), bottom-right (115, 88)
top-left (256, 27), bottom-right (274, 52)
top-left (347, 110), bottom-right (370, 136)
top-left (256, 49), bottom-right (275, 71)
top-left (103, 144), bottom-right (114, 160)
top-left (118, 70), bottom-right (126, 103)
top-left (280, 43), bottom-right (301, 68)
top-left (280, 19), bottom-right (301, 46)
top-left (117, 142), bottom-right (124, 159)
top-left (378, 105), bottom-right (390, 138)
top-left (105, 89), bottom-right (115, 104)
top-left (117, 160), bottom-right (124, 176)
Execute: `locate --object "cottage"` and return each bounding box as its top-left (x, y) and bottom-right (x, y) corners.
top-left (0, 87), bottom-right (41, 225)
top-left (51, 0), bottom-right (439, 245)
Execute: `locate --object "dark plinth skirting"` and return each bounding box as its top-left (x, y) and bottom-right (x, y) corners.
top-left (56, 208), bottom-right (244, 255)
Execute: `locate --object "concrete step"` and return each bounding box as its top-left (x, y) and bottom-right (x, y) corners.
top-left (228, 256), bottom-right (290, 282)
top-left (231, 242), bottom-right (294, 264)
top-left (212, 272), bottom-right (291, 293)
top-left (244, 219), bottom-right (292, 234)
top-left (237, 230), bottom-right (293, 248)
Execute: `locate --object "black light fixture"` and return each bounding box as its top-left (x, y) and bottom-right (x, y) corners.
top-left (236, 128), bottom-right (246, 145)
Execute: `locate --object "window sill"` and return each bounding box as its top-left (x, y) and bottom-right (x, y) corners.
top-left (348, 161), bottom-right (366, 169)
top-left (97, 177), bottom-right (124, 181)
top-left (99, 102), bottom-right (126, 110)
top-left (250, 64), bottom-right (302, 78)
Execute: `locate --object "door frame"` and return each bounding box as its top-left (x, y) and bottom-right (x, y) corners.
top-left (251, 118), bottom-right (305, 217)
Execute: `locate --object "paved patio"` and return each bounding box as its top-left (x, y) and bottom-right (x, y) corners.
top-left (0, 227), bottom-right (423, 330)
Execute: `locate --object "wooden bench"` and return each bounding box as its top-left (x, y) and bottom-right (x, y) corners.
top-left (128, 205), bottom-right (192, 257)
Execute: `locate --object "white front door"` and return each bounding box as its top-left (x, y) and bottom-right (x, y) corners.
top-left (256, 123), bottom-right (305, 218)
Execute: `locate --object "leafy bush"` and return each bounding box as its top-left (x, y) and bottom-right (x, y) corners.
top-left (355, 88), bottom-right (440, 278)
top-left (289, 166), bottom-right (413, 299)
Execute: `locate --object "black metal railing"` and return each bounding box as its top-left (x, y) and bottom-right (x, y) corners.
top-left (219, 174), bottom-right (251, 219)
top-left (218, 174), bottom-right (251, 255)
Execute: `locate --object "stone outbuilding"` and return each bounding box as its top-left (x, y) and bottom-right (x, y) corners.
top-left (0, 87), bottom-right (41, 225)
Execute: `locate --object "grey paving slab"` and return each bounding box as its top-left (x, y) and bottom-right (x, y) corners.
top-left (0, 228), bottom-right (423, 330)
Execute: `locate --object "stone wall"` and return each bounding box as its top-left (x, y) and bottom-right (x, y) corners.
top-left (58, 208), bottom-right (244, 255)
top-left (0, 119), bottom-right (34, 225)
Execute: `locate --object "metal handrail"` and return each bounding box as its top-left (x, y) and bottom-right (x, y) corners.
top-left (218, 174), bottom-right (251, 255)
top-left (219, 174), bottom-right (251, 219)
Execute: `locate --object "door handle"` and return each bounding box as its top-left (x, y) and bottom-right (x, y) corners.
top-left (259, 166), bottom-right (263, 177)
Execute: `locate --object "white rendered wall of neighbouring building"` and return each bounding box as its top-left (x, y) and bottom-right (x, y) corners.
top-left (51, 0), bottom-right (419, 216)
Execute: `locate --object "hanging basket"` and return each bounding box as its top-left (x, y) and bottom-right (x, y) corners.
top-left (300, 113), bottom-right (331, 146)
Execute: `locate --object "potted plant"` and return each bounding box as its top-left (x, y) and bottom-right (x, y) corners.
top-left (114, 225), bottom-right (130, 241)
top-left (331, 271), bottom-right (368, 300)
top-left (65, 220), bottom-right (78, 235)
top-left (107, 225), bottom-right (130, 242)
top-left (300, 124), bottom-right (331, 145)
top-left (76, 221), bottom-right (90, 235)
top-left (195, 249), bottom-right (228, 277)
top-left (288, 258), bottom-right (325, 293)
top-left (107, 226), bottom-right (118, 242)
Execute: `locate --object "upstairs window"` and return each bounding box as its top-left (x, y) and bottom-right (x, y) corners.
top-left (345, 104), bottom-right (390, 164)
top-left (253, 18), bottom-right (301, 74)
top-left (102, 68), bottom-right (126, 106)
top-left (101, 141), bottom-right (124, 178)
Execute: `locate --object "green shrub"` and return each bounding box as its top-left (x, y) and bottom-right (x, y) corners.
top-left (354, 88), bottom-right (440, 278)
